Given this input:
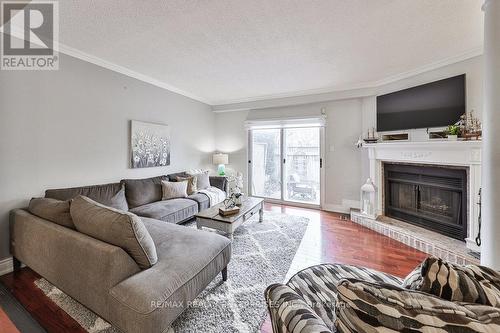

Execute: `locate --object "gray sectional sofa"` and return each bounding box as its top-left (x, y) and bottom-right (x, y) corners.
top-left (10, 172), bottom-right (231, 333)
top-left (44, 172), bottom-right (228, 224)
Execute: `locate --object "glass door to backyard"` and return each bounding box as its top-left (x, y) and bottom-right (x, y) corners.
top-left (250, 127), bottom-right (321, 206)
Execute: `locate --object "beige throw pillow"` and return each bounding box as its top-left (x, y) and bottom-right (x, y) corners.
top-left (161, 180), bottom-right (188, 200)
top-left (70, 196), bottom-right (157, 269)
top-left (29, 197), bottom-right (75, 229)
top-left (175, 176), bottom-right (198, 195)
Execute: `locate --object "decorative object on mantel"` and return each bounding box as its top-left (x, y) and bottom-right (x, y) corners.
top-left (355, 135), bottom-right (364, 148)
top-left (460, 110), bottom-right (482, 141)
top-left (445, 124), bottom-right (460, 141)
top-left (363, 127), bottom-right (379, 143)
top-left (360, 178), bottom-right (377, 218)
top-left (130, 120), bottom-right (170, 168)
top-left (213, 153), bottom-right (229, 175)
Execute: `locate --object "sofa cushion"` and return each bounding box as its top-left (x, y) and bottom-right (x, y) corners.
top-left (187, 193), bottom-right (210, 211)
top-left (28, 198), bottom-right (75, 229)
top-left (121, 176), bottom-right (168, 209)
top-left (161, 180), bottom-right (188, 200)
top-left (403, 256), bottom-right (500, 308)
top-left (71, 196), bottom-right (157, 269)
top-left (45, 183), bottom-right (128, 211)
top-left (335, 279), bottom-right (500, 333)
top-left (108, 217), bottom-right (231, 333)
top-left (129, 199), bottom-right (198, 224)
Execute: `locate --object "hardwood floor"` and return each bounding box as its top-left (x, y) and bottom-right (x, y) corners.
top-left (260, 203), bottom-right (427, 333)
top-left (1, 269), bottom-right (86, 333)
top-left (0, 203), bottom-right (427, 333)
top-left (0, 306), bottom-right (20, 333)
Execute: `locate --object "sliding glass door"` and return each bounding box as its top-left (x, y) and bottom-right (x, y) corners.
top-left (250, 127), bottom-right (321, 206)
top-left (250, 129), bottom-right (282, 199)
top-left (284, 127), bottom-right (320, 205)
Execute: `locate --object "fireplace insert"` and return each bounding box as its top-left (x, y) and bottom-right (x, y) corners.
top-left (384, 163), bottom-right (467, 241)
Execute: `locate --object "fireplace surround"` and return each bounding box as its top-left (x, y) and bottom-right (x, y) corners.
top-left (383, 163), bottom-right (467, 241)
top-left (360, 140), bottom-right (482, 253)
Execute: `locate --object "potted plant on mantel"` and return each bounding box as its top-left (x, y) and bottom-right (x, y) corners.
top-left (446, 125), bottom-right (460, 141)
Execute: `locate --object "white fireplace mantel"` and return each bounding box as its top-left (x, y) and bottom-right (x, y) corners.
top-left (364, 140), bottom-right (482, 252)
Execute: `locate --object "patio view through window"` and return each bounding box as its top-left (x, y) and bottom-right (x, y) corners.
top-left (250, 127), bottom-right (320, 205)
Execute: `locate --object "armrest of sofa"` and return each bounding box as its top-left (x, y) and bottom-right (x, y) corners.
top-left (265, 284), bottom-right (333, 333)
top-left (10, 209), bottom-right (141, 318)
top-left (335, 278), bottom-right (500, 333)
top-left (209, 176), bottom-right (228, 193)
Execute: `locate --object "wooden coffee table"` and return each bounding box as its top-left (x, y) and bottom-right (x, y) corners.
top-left (195, 197), bottom-right (264, 239)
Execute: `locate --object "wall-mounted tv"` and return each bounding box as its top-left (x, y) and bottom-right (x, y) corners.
top-left (377, 74), bottom-right (465, 132)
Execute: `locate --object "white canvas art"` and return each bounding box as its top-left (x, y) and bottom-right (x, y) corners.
top-left (131, 120), bottom-right (171, 168)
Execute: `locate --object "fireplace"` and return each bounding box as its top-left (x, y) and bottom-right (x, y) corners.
top-left (384, 163), bottom-right (467, 241)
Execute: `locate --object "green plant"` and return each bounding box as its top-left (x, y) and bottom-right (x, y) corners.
top-left (446, 125), bottom-right (460, 136)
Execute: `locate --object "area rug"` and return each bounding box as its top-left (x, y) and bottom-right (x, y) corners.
top-left (34, 211), bottom-right (309, 333)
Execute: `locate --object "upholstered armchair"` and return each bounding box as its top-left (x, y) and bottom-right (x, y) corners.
top-left (265, 259), bottom-right (500, 333)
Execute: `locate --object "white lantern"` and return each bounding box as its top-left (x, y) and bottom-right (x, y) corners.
top-left (360, 178), bottom-right (377, 218)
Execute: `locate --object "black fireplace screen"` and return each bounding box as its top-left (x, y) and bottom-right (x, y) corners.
top-left (384, 164), bottom-right (467, 241)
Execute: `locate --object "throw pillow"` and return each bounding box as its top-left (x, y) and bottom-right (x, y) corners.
top-left (107, 184), bottom-right (129, 211)
top-left (161, 180), bottom-right (188, 200)
top-left (29, 197), bottom-right (75, 229)
top-left (404, 256), bottom-right (500, 307)
top-left (70, 195), bottom-right (157, 269)
top-left (174, 176), bottom-right (198, 195)
top-left (188, 170), bottom-right (211, 190)
top-left (335, 278), bottom-right (500, 333)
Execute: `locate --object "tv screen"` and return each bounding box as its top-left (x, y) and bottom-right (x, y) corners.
top-left (377, 74), bottom-right (465, 132)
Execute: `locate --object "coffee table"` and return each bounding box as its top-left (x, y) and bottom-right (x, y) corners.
top-left (195, 197), bottom-right (264, 239)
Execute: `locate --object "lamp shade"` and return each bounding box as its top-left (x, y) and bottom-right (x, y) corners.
top-left (213, 153), bottom-right (229, 165)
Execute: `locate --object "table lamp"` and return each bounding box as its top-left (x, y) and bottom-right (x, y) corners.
top-left (213, 153), bottom-right (229, 176)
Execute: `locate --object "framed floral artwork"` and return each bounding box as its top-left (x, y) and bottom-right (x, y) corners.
top-left (130, 120), bottom-right (170, 168)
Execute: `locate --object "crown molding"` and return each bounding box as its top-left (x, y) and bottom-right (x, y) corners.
top-left (58, 43), bottom-right (214, 105)
top-left (212, 46), bottom-right (483, 110)
top-left (1, 23), bottom-right (483, 110)
top-left (0, 26), bottom-right (213, 105)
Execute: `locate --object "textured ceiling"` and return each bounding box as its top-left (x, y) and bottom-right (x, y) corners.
top-left (59, 0), bottom-right (484, 105)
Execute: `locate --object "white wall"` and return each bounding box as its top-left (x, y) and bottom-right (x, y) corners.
top-left (214, 110), bottom-right (250, 189)
top-left (0, 53), bottom-right (215, 260)
top-left (360, 55), bottom-right (483, 180)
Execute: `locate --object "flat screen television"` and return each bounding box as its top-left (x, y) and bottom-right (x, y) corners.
top-left (377, 74), bottom-right (465, 132)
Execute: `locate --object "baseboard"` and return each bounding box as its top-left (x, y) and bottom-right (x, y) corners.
top-left (322, 200), bottom-right (361, 214)
top-left (0, 257), bottom-right (13, 276)
top-left (322, 204), bottom-right (350, 214)
top-left (342, 199), bottom-right (360, 210)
